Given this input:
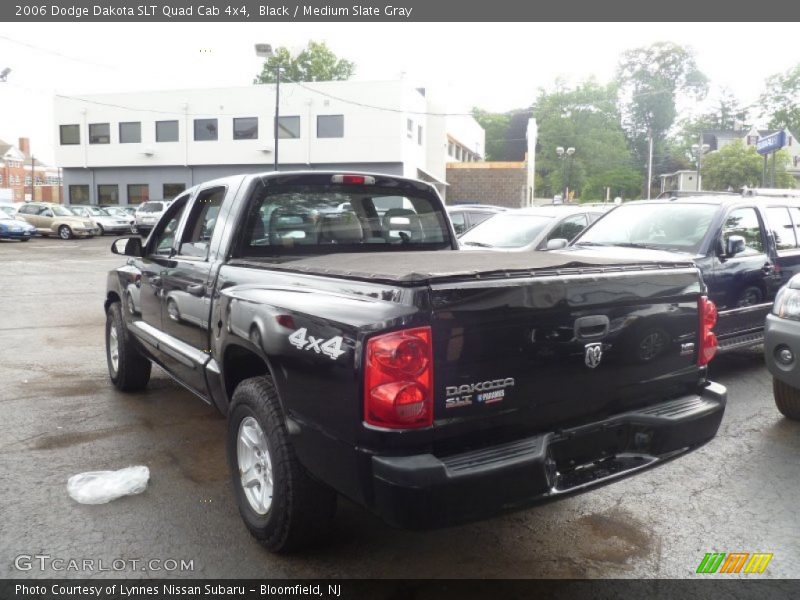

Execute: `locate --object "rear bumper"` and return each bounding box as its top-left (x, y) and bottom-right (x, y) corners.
top-left (765, 313), bottom-right (800, 387)
top-left (370, 381), bottom-right (726, 529)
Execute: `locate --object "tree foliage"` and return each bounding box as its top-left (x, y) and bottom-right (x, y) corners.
top-left (615, 42), bottom-right (708, 193)
top-left (760, 63), bottom-right (800, 136)
top-left (253, 41), bottom-right (355, 84)
top-left (532, 80), bottom-right (636, 199)
top-left (701, 141), bottom-right (795, 191)
top-left (471, 108), bottom-right (513, 162)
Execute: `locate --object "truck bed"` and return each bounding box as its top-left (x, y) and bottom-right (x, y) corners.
top-left (233, 249), bottom-right (695, 285)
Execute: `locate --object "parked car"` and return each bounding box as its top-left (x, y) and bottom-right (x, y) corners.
top-left (134, 200), bottom-right (171, 234)
top-left (765, 274), bottom-right (800, 420)
top-left (69, 205), bottom-right (135, 235)
top-left (104, 206), bottom-right (138, 220)
top-left (0, 203), bottom-right (19, 217)
top-left (0, 212), bottom-right (36, 241)
top-left (15, 202), bottom-right (100, 239)
top-left (458, 205), bottom-right (606, 251)
top-left (569, 195), bottom-right (800, 352)
top-left (446, 204), bottom-right (508, 235)
top-left (105, 171), bottom-right (725, 552)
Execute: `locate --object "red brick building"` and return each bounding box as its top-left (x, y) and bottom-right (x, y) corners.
top-left (0, 137), bottom-right (62, 203)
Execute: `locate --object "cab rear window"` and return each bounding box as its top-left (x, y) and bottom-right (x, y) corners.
top-left (236, 184), bottom-right (451, 256)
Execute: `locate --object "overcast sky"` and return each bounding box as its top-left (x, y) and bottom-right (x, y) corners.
top-left (1, 22), bottom-right (798, 164)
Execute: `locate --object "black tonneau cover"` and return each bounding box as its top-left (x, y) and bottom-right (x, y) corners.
top-left (249, 249), bottom-right (696, 285)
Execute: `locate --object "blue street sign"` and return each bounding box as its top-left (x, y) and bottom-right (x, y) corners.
top-left (757, 131), bottom-right (786, 155)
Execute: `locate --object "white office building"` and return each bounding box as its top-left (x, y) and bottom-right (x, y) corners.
top-left (53, 80), bottom-right (485, 205)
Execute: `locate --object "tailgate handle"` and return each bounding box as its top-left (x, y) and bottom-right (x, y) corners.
top-left (574, 315), bottom-right (609, 341)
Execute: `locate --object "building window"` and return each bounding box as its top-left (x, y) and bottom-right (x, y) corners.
top-left (60, 124), bottom-right (80, 145)
top-left (418, 125), bottom-right (423, 145)
top-left (448, 142), bottom-right (454, 156)
top-left (233, 117), bottom-right (258, 140)
top-left (156, 120), bottom-right (179, 142)
top-left (194, 118), bottom-right (218, 141)
top-left (89, 123), bottom-right (110, 144)
top-left (25, 176), bottom-right (31, 186)
top-left (127, 184), bottom-right (149, 205)
top-left (163, 183), bottom-right (186, 199)
top-left (456, 146), bottom-right (462, 160)
top-left (0, 174), bottom-right (3, 184)
top-left (97, 184), bottom-right (119, 205)
top-left (277, 116), bottom-right (300, 139)
top-left (69, 185), bottom-right (90, 204)
top-left (317, 115), bottom-right (344, 138)
top-left (407, 118), bottom-right (414, 138)
top-left (119, 122), bottom-right (141, 143)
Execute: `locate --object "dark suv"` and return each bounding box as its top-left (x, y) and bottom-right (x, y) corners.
top-left (569, 195), bottom-right (800, 351)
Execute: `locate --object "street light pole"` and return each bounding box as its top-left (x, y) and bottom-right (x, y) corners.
top-left (691, 137), bottom-right (710, 191)
top-left (255, 43), bottom-right (282, 171)
top-left (274, 66), bottom-right (281, 171)
top-left (555, 146), bottom-right (576, 201)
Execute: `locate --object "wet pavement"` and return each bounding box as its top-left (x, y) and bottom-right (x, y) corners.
top-left (1, 236), bottom-right (798, 578)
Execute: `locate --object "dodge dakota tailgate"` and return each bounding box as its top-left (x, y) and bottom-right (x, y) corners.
top-left (428, 264), bottom-right (707, 447)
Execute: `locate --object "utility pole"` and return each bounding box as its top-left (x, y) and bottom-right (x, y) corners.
top-left (30, 153), bottom-right (34, 202)
top-left (646, 128), bottom-right (653, 199)
top-left (274, 67), bottom-right (281, 171)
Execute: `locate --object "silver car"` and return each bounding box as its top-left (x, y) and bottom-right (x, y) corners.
top-left (70, 205), bottom-right (135, 235)
top-left (134, 200), bottom-right (171, 235)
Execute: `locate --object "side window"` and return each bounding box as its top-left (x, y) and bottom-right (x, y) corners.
top-left (723, 208), bottom-right (764, 255)
top-left (468, 211), bottom-right (495, 229)
top-left (450, 211), bottom-right (467, 235)
top-left (766, 207), bottom-right (797, 251)
top-left (548, 214), bottom-right (588, 242)
top-left (178, 186), bottom-right (226, 258)
top-left (150, 196), bottom-right (190, 256)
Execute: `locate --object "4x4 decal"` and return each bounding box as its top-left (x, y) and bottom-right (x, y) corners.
top-left (288, 328), bottom-right (346, 360)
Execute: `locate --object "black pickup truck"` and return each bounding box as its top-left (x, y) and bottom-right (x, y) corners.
top-left (104, 171), bottom-right (726, 552)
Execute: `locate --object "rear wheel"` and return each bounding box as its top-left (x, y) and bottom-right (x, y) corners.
top-left (227, 376), bottom-right (337, 552)
top-left (773, 378), bottom-right (800, 420)
top-left (58, 225), bottom-right (72, 240)
top-left (105, 302), bottom-right (151, 391)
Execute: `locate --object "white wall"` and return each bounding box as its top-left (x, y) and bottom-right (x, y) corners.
top-left (53, 80), bottom-right (484, 186)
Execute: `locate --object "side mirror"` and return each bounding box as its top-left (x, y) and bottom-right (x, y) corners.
top-left (546, 238), bottom-right (569, 250)
top-left (111, 236), bottom-right (143, 257)
top-left (726, 235), bottom-right (746, 257)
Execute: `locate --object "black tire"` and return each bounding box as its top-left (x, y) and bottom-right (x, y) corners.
top-left (98, 224), bottom-right (105, 235)
top-left (105, 302), bottom-right (151, 391)
top-left (19, 238), bottom-right (29, 242)
top-left (58, 225), bottom-right (72, 240)
top-left (738, 286), bottom-right (763, 307)
top-left (227, 376), bottom-right (337, 552)
top-left (773, 377), bottom-right (800, 420)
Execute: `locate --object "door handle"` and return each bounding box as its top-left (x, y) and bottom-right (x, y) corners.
top-left (187, 283), bottom-right (206, 297)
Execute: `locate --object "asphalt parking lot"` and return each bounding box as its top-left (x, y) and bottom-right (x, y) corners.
top-left (1, 235), bottom-right (798, 579)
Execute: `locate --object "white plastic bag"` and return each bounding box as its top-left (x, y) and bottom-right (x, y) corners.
top-left (67, 466), bottom-right (150, 504)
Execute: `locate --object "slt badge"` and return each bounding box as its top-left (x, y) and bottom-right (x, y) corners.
top-left (584, 342), bottom-right (603, 369)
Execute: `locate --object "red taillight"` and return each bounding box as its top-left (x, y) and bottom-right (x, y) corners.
top-left (364, 327), bottom-right (433, 429)
top-left (331, 174), bottom-right (376, 185)
top-left (698, 296), bottom-right (718, 366)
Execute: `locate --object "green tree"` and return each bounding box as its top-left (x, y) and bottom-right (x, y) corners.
top-left (532, 79), bottom-right (637, 199)
top-left (253, 41), bottom-right (355, 84)
top-left (760, 64), bottom-right (800, 135)
top-left (581, 167), bottom-right (643, 200)
top-left (615, 42), bottom-right (708, 192)
top-left (471, 108), bottom-right (513, 161)
top-left (701, 141), bottom-right (795, 190)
